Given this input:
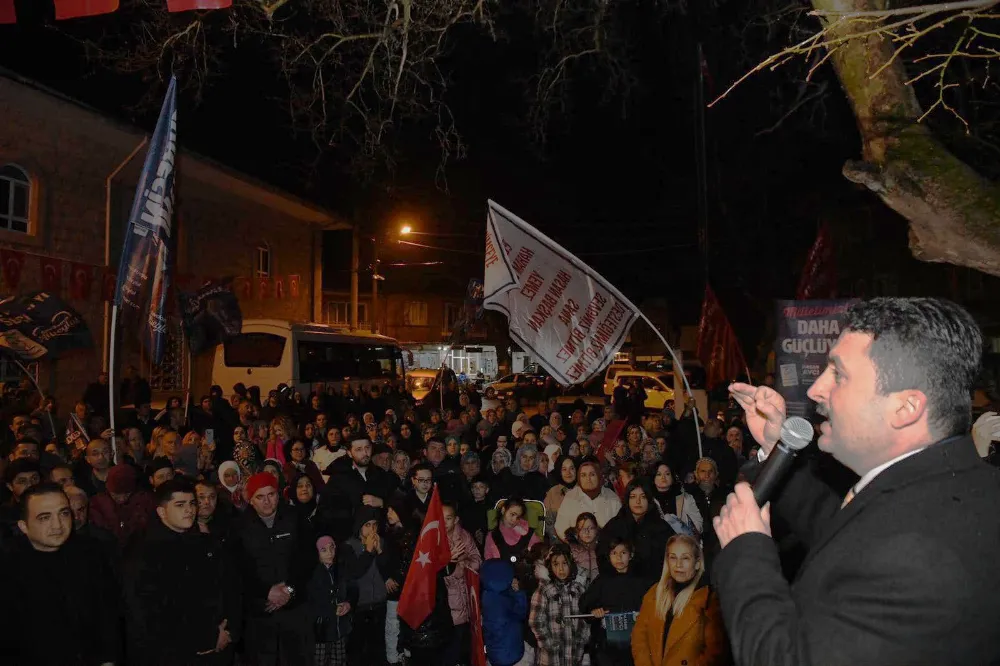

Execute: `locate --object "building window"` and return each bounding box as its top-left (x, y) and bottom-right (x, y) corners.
top-left (403, 301), bottom-right (428, 326)
top-left (147, 322), bottom-right (187, 393)
top-left (325, 301), bottom-right (368, 326)
top-left (0, 164), bottom-right (31, 234)
top-left (255, 244), bottom-right (271, 278)
top-left (444, 302), bottom-right (461, 331)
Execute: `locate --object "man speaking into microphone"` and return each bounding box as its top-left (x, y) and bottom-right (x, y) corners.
top-left (711, 297), bottom-right (1000, 666)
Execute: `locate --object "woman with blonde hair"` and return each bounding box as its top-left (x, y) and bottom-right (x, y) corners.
top-left (631, 535), bottom-right (730, 666)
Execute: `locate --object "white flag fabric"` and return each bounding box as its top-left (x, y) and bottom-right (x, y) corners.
top-left (484, 200), bottom-right (641, 386)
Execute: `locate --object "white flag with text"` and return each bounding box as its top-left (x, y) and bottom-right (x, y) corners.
top-left (484, 200), bottom-right (640, 386)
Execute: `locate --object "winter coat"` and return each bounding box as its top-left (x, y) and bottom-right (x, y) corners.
top-left (230, 504), bottom-right (315, 615)
top-left (553, 485), bottom-right (622, 541)
top-left (529, 577), bottom-right (590, 666)
top-left (89, 489), bottom-right (156, 548)
top-left (631, 582), bottom-right (729, 666)
top-left (124, 519), bottom-right (242, 665)
top-left (444, 526), bottom-right (482, 625)
top-left (0, 535), bottom-right (120, 666)
top-left (579, 569), bottom-right (649, 660)
top-left (599, 507), bottom-right (675, 584)
top-left (484, 519), bottom-right (541, 561)
top-left (316, 456), bottom-right (395, 542)
top-left (307, 559), bottom-right (359, 643)
top-left (344, 505), bottom-right (391, 608)
top-left (481, 559), bottom-right (528, 666)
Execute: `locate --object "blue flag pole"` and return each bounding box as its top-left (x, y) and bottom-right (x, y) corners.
top-left (109, 77), bottom-right (179, 463)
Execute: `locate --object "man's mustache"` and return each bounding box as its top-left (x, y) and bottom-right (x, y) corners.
top-left (814, 403), bottom-right (829, 418)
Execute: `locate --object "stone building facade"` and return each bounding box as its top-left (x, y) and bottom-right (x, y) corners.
top-left (0, 70), bottom-right (348, 410)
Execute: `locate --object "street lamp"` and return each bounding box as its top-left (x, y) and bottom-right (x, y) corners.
top-left (400, 225), bottom-right (412, 235)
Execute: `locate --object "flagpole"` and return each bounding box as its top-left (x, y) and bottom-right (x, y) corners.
top-left (637, 312), bottom-right (702, 458)
top-left (108, 304), bottom-right (119, 464)
top-left (13, 360), bottom-right (56, 441)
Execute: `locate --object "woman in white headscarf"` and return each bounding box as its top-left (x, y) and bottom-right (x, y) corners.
top-left (217, 460), bottom-right (245, 510)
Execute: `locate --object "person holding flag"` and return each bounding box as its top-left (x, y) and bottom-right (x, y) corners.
top-left (397, 484), bottom-right (455, 665)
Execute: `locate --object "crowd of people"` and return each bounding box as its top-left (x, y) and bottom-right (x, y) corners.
top-left (6, 334), bottom-right (998, 666)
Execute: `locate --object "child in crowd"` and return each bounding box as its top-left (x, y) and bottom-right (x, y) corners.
top-left (481, 559), bottom-right (529, 666)
top-left (529, 543), bottom-right (590, 666)
top-left (308, 536), bottom-right (358, 666)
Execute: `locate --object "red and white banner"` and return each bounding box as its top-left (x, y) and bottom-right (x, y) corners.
top-left (0, 248), bottom-right (25, 290)
top-left (484, 201), bottom-right (639, 386)
top-left (40, 256), bottom-right (63, 292)
top-left (465, 568), bottom-right (487, 666)
top-left (0, 0), bottom-right (16, 24)
top-left (54, 0), bottom-right (119, 20)
top-left (167, 0), bottom-right (232, 11)
top-left (288, 274), bottom-right (300, 299)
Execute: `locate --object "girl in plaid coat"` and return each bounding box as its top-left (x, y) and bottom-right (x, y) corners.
top-left (528, 543), bottom-right (591, 666)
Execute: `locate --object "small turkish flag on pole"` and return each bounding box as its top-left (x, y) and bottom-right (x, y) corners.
top-left (398, 485), bottom-right (452, 630)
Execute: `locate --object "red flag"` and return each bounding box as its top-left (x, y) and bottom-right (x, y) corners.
top-left (257, 277), bottom-right (270, 300)
top-left (465, 569), bottom-right (487, 666)
top-left (69, 262), bottom-right (93, 300)
top-left (0, 249), bottom-right (24, 290)
top-left (40, 256), bottom-right (63, 292)
top-left (167, 0), bottom-right (232, 11)
top-left (101, 267), bottom-right (117, 302)
top-left (696, 285), bottom-right (746, 389)
top-left (288, 274), bottom-right (300, 299)
top-left (796, 222), bottom-right (836, 300)
top-left (398, 486), bottom-right (452, 629)
top-left (0, 0), bottom-right (16, 24)
top-left (595, 419), bottom-right (626, 464)
top-left (236, 277), bottom-right (252, 301)
top-left (53, 0), bottom-right (119, 19)
top-left (274, 276), bottom-right (285, 300)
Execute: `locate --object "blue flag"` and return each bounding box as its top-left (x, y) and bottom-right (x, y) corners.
top-left (114, 77), bottom-right (178, 364)
top-left (0, 292), bottom-right (93, 360)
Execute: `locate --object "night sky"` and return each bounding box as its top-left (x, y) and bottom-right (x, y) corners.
top-left (0, 1), bottom-right (879, 360)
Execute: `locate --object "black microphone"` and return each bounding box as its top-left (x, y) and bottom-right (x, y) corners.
top-left (752, 416), bottom-right (814, 505)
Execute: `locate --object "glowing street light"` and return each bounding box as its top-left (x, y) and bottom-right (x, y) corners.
top-left (400, 225), bottom-right (412, 235)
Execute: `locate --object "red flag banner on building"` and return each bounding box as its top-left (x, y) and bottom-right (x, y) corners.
top-left (465, 568), bottom-right (487, 666)
top-left (274, 276), bottom-right (285, 300)
top-left (167, 0), bottom-right (232, 11)
top-left (69, 262), bottom-right (93, 300)
top-left (0, 0), bottom-right (16, 24)
top-left (257, 277), bottom-right (270, 301)
top-left (398, 485), bottom-right (452, 630)
top-left (40, 256), bottom-right (63, 292)
top-left (101, 267), bottom-right (117, 302)
top-left (484, 201), bottom-right (641, 386)
top-left (796, 222), bottom-right (836, 300)
top-left (288, 274), bottom-right (300, 299)
top-left (0, 249), bottom-right (25, 290)
top-left (54, 0), bottom-right (119, 19)
top-left (234, 277), bottom-right (251, 301)
top-left (696, 285), bottom-right (747, 389)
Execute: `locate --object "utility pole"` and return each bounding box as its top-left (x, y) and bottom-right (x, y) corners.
top-left (372, 236), bottom-right (379, 333)
top-left (350, 226), bottom-right (359, 330)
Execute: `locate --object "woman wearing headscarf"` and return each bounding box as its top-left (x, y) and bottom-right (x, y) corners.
top-left (486, 447), bottom-right (515, 505)
top-left (509, 444), bottom-right (548, 501)
top-left (217, 460), bottom-right (246, 511)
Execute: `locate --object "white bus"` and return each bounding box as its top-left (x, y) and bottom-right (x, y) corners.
top-left (211, 319), bottom-right (405, 396)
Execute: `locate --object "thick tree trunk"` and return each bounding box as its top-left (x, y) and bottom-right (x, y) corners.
top-left (812, 0), bottom-right (1000, 276)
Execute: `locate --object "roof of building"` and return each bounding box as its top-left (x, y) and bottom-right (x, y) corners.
top-left (0, 67), bottom-right (351, 230)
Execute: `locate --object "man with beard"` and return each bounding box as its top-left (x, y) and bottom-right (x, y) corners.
top-left (714, 298), bottom-right (1000, 665)
top-left (124, 478), bottom-right (241, 665)
top-left (0, 483), bottom-right (120, 665)
top-left (316, 438), bottom-right (394, 542)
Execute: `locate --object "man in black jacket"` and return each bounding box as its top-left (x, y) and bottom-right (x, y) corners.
top-left (317, 438), bottom-right (395, 542)
top-left (124, 478), bottom-right (241, 665)
top-left (0, 483), bottom-right (120, 666)
top-left (713, 298), bottom-right (1000, 666)
top-left (232, 472), bottom-right (315, 666)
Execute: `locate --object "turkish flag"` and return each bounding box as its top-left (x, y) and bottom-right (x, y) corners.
top-left (594, 419), bottom-right (626, 464)
top-left (236, 277), bottom-right (252, 301)
top-left (465, 569), bottom-right (487, 666)
top-left (0, 0), bottom-right (16, 24)
top-left (40, 256), bottom-right (63, 292)
top-left (274, 276), bottom-right (285, 300)
top-left (0, 248), bottom-right (25, 290)
top-left (398, 486), bottom-right (452, 629)
top-left (288, 274), bottom-right (300, 299)
top-left (258, 277), bottom-right (270, 300)
top-left (101, 267), bottom-right (117, 302)
top-left (167, 0), bottom-right (232, 11)
top-left (69, 262), bottom-right (93, 300)
top-left (53, 0), bottom-right (119, 19)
